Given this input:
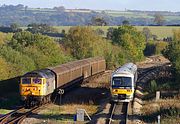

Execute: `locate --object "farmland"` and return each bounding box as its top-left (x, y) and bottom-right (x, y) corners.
top-left (1, 5), bottom-right (180, 26)
top-left (54, 26), bottom-right (180, 39)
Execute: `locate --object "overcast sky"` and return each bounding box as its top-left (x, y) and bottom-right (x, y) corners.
top-left (0, 0), bottom-right (179, 12)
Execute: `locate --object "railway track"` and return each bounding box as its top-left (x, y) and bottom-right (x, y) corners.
top-left (0, 106), bottom-right (40, 124)
top-left (108, 102), bottom-right (128, 124)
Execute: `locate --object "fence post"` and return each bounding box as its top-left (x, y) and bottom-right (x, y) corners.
top-left (156, 91), bottom-right (160, 101)
top-left (157, 115), bottom-right (160, 124)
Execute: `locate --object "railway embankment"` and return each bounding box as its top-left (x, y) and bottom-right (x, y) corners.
top-left (131, 55), bottom-right (180, 123)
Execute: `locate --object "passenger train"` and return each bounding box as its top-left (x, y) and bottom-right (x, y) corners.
top-left (110, 63), bottom-right (137, 102)
top-left (19, 57), bottom-right (106, 107)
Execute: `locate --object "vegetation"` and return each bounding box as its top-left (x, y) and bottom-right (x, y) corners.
top-left (0, 31), bottom-right (72, 80)
top-left (141, 98), bottom-right (180, 123)
top-left (54, 26), bottom-right (180, 40)
top-left (142, 27), bottom-right (152, 42)
top-left (38, 104), bottom-right (98, 122)
top-left (62, 26), bottom-right (145, 69)
top-left (122, 20), bottom-right (130, 25)
top-left (163, 29), bottom-right (180, 83)
top-left (0, 5), bottom-right (180, 27)
top-left (111, 25), bottom-right (146, 61)
top-left (27, 23), bottom-right (58, 34)
top-left (154, 14), bottom-right (165, 26)
top-left (144, 41), bottom-right (168, 56)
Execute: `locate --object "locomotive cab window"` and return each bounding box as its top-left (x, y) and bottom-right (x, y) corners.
top-left (32, 78), bottom-right (42, 84)
top-left (112, 77), bottom-right (132, 87)
top-left (21, 78), bottom-right (31, 84)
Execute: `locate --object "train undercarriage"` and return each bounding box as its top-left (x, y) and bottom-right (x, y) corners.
top-left (22, 94), bottom-right (52, 108)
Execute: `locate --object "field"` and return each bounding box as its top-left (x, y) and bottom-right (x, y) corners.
top-left (26, 8), bottom-right (180, 21)
top-left (54, 26), bottom-right (180, 39)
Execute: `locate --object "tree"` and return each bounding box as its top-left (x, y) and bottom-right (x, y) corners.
top-left (91, 16), bottom-right (107, 26)
top-left (8, 31), bottom-right (71, 69)
top-left (163, 31), bottom-right (180, 68)
top-left (122, 20), bottom-right (130, 25)
top-left (111, 25), bottom-right (146, 61)
top-left (53, 6), bottom-right (65, 12)
top-left (63, 26), bottom-right (126, 69)
top-left (163, 30), bottom-right (180, 84)
top-left (152, 34), bottom-right (158, 41)
top-left (0, 45), bottom-right (36, 73)
top-left (63, 26), bottom-right (99, 59)
top-left (94, 28), bottom-right (104, 35)
top-left (106, 27), bottom-right (114, 40)
top-left (154, 14), bottom-right (165, 25)
top-left (142, 27), bottom-right (152, 42)
top-left (10, 23), bottom-right (22, 32)
top-left (27, 23), bottom-right (58, 34)
top-left (155, 41), bottom-right (168, 55)
top-left (0, 57), bottom-right (12, 80)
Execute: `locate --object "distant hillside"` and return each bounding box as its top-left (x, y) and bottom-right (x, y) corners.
top-left (0, 4), bottom-right (180, 26)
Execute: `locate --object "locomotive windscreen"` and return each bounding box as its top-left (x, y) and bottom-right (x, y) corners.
top-left (21, 78), bottom-right (31, 84)
top-left (112, 77), bottom-right (132, 88)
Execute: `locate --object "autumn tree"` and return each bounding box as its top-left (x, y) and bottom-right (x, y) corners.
top-left (163, 30), bottom-right (180, 73)
top-left (111, 25), bottom-right (146, 61)
top-left (8, 31), bottom-right (71, 69)
top-left (63, 26), bottom-right (126, 69)
top-left (0, 57), bottom-right (12, 80)
top-left (63, 26), bottom-right (104, 59)
top-left (0, 45), bottom-right (36, 73)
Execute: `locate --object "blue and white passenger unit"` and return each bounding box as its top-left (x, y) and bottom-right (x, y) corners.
top-left (111, 63), bottom-right (137, 102)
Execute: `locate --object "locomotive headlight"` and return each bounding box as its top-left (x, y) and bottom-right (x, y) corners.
top-left (113, 89), bottom-right (118, 92)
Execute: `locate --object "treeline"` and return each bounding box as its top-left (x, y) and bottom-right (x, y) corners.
top-left (61, 26), bottom-right (146, 68)
top-left (1, 4), bottom-right (180, 26)
top-left (163, 30), bottom-right (180, 84)
top-left (0, 32), bottom-right (72, 80)
top-left (0, 25), bottom-right (147, 80)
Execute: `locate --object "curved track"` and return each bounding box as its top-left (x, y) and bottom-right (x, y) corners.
top-left (0, 106), bottom-right (40, 124)
top-left (108, 102), bottom-right (128, 124)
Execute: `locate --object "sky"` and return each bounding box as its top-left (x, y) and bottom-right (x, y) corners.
top-left (0, 0), bottom-right (179, 12)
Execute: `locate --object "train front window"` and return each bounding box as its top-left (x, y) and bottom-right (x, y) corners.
top-left (21, 78), bottom-right (31, 84)
top-left (32, 78), bottom-right (42, 84)
top-left (112, 77), bottom-right (132, 87)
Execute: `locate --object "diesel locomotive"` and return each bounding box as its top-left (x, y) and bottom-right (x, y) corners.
top-left (19, 57), bottom-right (106, 107)
top-left (110, 63), bottom-right (137, 102)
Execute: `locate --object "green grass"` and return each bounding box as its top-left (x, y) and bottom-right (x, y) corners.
top-left (0, 109), bottom-right (12, 114)
top-left (135, 26), bottom-right (180, 39)
top-left (38, 104), bottom-right (98, 122)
